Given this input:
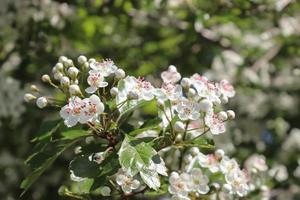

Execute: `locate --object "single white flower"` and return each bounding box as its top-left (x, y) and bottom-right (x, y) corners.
top-left (154, 83), bottom-right (182, 102)
top-left (80, 94), bottom-right (104, 123)
top-left (190, 168), bottom-right (210, 194)
top-left (190, 74), bottom-right (220, 103)
top-left (224, 169), bottom-right (249, 197)
top-left (116, 170), bottom-right (140, 194)
top-left (118, 76), bottom-right (154, 102)
top-left (205, 111), bottom-right (226, 135)
top-left (60, 96), bottom-right (84, 127)
top-left (198, 153), bottom-right (220, 173)
top-left (176, 99), bottom-right (201, 121)
top-left (168, 172), bottom-right (190, 199)
top-left (244, 154), bottom-right (268, 173)
top-left (216, 80), bottom-right (235, 102)
top-left (161, 65), bottom-right (181, 84)
top-left (90, 59), bottom-right (117, 77)
top-left (85, 70), bottom-right (108, 94)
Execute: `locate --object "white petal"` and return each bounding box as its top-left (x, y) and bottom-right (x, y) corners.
top-left (131, 180), bottom-right (140, 189)
top-left (85, 86), bottom-right (97, 94)
top-left (98, 81), bottom-right (108, 88)
top-left (65, 117), bottom-right (79, 127)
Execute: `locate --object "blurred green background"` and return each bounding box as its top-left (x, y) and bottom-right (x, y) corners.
top-left (0, 0), bottom-right (299, 199)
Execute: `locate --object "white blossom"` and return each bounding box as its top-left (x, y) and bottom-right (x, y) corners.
top-left (205, 111), bottom-right (226, 135)
top-left (161, 65), bottom-right (181, 84)
top-left (85, 70), bottom-right (108, 94)
top-left (90, 59), bottom-right (117, 77)
top-left (176, 99), bottom-right (201, 121)
top-left (190, 168), bottom-right (210, 194)
top-left (116, 170), bottom-right (140, 194)
top-left (168, 172), bottom-right (190, 199)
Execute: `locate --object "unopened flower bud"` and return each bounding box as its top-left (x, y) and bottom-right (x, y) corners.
top-left (175, 133), bottom-right (183, 142)
top-left (68, 67), bottom-right (79, 78)
top-left (60, 76), bottom-right (70, 86)
top-left (214, 98), bottom-right (221, 105)
top-left (77, 55), bottom-right (87, 65)
top-left (190, 147), bottom-right (200, 156)
top-left (52, 66), bottom-right (58, 74)
top-left (157, 99), bottom-right (165, 108)
top-left (188, 88), bottom-right (196, 97)
top-left (184, 154), bottom-right (193, 163)
top-left (199, 99), bottom-right (213, 112)
top-left (53, 72), bottom-right (63, 80)
top-left (30, 85), bottom-right (39, 92)
top-left (24, 93), bottom-right (36, 102)
top-left (181, 78), bottom-right (191, 89)
top-left (226, 110), bottom-right (235, 119)
top-left (69, 84), bottom-right (81, 95)
top-left (41, 74), bottom-right (51, 83)
top-left (215, 149), bottom-right (225, 159)
top-left (88, 58), bottom-right (96, 63)
top-left (81, 62), bottom-right (89, 71)
top-left (170, 172), bottom-right (179, 179)
top-left (99, 186), bottom-right (111, 196)
top-left (36, 97), bottom-right (48, 108)
top-left (127, 91), bottom-right (139, 100)
top-left (59, 56), bottom-right (68, 63)
top-left (72, 79), bottom-right (79, 85)
top-left (174, 121), bottom-right (185, 133)
top-left (110, 87), bottom-right (118, 96)
top-left (168, 65), bottom-right (177, 72)
top-left (221, 96), bottom-right (229, 104)
top-left (115, 69), bottom-right (126, 79)
top-left (55, 62), bottom-right (64, 71)
top-left (218, 111), bottom-right (228, 121)
top-left (64, 59), bottom-right (74, 68)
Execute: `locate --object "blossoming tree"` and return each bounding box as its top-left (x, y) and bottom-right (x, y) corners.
top-left (23, 55), bottom-right (269, 199)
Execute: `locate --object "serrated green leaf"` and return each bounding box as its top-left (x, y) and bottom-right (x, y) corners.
top-left (118, 136), bottom-right (156, 176)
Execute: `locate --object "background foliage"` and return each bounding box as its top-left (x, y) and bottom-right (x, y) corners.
top-left (0, 0), bottom-right (299, 199)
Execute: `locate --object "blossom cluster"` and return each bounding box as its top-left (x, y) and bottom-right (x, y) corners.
top-left (23, 55), bottom-right (265, 199)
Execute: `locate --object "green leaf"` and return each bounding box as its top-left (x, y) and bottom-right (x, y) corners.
top-left (118, 136), bottom-right (156, 176)
top-left (20, 140), bottom-right (77, 197)
top-left (69, 156), bottom-right (100, 178)
top-left (31, 120), bottom-right (61, 142)
top-left (61, 129), bottom-right (90, 140)
top-left (118, 136), bottom-right (167, 190)
top-left (70, 179), bottom-right (94, 195)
